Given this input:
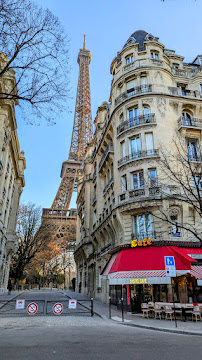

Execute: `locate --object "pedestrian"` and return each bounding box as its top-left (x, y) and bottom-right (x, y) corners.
top-left (7, 279), bottom-right (12, 295)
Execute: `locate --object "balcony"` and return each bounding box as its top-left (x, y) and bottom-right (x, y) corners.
top-left (115, 85), bottom-right (152, 107)
top-left (129, 188), bottom-right (145, 198)
top-left (103, 176), bottom-right (114, 196)
top-left (118, 149), bottom-right (159, 168)
top-left (169, 87), bottom-right (201, 99)
top-left (117, 114), bottom-right (156, 136)
top-left (98, 143), bottom-right (114, 172)
top-left (171, 68), bottom-right (190, 78)
top-left (131, 231), bottom-right (155, 241)
top-left (92, 195), bottom-right (97, 206)
top-left (188, 154), bottom-right (202, 163)
top-left (92, 169), bottom-right (97, 182)
top-left (178, 117), bottom-right (202, 131)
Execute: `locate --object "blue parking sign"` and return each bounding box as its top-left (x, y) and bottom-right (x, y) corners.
top-left (165, 256), bottom-right (175, 266)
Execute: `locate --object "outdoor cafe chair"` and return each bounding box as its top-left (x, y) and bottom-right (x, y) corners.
top-left (154, 303), bottom-right (163, 320)
top-left (164, 305), bottom-right (174, 320)
top-left (141, 303), bottom-right (150, 319)
top-left (174, 303), bottom-right (182, 319)
top-left (192, 306), bottom-right (202, 322)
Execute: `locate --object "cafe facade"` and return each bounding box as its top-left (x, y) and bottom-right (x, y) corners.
top-left (74, 30), bottom-right (202, 307)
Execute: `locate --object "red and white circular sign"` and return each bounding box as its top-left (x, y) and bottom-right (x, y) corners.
top-left (53, 303), bottom-right (63, 315)
top-left (27, 302), bottom-right (38, 315)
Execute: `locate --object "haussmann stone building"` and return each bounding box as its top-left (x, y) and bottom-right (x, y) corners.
top-left (74, 30), bottom-right (202, 312)
top-left (0, 53), bottom-right (26, 292)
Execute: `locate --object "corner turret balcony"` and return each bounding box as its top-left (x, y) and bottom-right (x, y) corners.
top-left (115, 85), bottom-right (152, 107)
top-left (178, 117), bottom-right (202, 131)
top-left (118, 149), bottom-right (159, 168)
top-left (98, 143), bottom-right (114, 172)
top-left (117, 114), bottom-right (156, 136)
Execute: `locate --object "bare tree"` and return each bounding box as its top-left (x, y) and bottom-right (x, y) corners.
top-left (146, 135), bottom-right (202, 243)
top-left (10, 203), bottom-right (43, 282)
top-left (0, 0), bottom-right (70, 124)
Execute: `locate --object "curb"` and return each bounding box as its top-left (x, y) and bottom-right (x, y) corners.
top-left (119, 321), bottom-right (202, 337)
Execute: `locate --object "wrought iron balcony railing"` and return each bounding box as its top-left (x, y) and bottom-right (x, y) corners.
top-left (103, 176), bottom-right (114, 196)
top-left (98, 143), bottom-right (114, 172)
top-left (115, 85), bottom-right (152, 107)
top-left (117, 114), bottom-right (155, 135)
top-left (178, 117), bottom-right (202, 130)
top-left (118, 149), bottom-right (159, 168)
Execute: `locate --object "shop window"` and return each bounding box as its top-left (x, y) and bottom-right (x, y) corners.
top-left (125, 54), bottom-right (134, 65)
top-left (133, 214), bottom-right (154, 239)
top-left (149, 169), bottom-right (157, 187)
top-left (131, 171), bottom-right (144, 189)
top-left (187, 138), bottom-right (200, 161)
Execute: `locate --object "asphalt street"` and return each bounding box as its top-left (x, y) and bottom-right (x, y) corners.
top-left (0, 291), bottom-right (201, 360)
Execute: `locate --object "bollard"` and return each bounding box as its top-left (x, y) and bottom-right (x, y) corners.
top-left (90, 298), bottom-right (94, 316)
top-left (109, 296), bottom-right (111, 319)
top-left (121, 298), bottom-right (124, 322)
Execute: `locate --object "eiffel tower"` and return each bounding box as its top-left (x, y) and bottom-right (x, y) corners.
top-left (36, 36), bottom-right (92, 250)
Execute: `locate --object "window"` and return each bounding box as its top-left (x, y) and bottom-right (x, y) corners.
top-left (192, 176), bottom-right (202, 193)
top-left (189, 207), bottom-right (195, 226)
top-left (149, 169), bottom-right (157, 187)
top-left (125, 55), bottom-right (134, 65)
top-left (151, 51), bottom-right (159, 60)
top-left (122, 175), bottom-right (127, 192)
top-left (145, 133), bottom-right (154, 151)
top-left (173, 63), bottom-right (179, 69)
top-left (130, 135), bottom-right (141, 155)
top-left (182, 111), bottom-right (194, 126)
top-left (133, 214), bottom-right (154, 238)
top-left (177, 83), bottom-right (187, 96)
top-left (170, 213), bottom-right (180, 237)
top-left (187, 138), bottom-right (200, 161)
top-left (129, 107), bottom-right (139, 125)
top-left (126, 78), bottom-right (137, 92)
top-left (120, 114), bottom-right (124, 123)
top-left (93, 211), bottom-right (97, 224)
top-left (200, 84), bottom-right (202, 94)
top-left (132, 171), bottom-right (144, 189)
top-left (143, 106), bottom-right (151, 122)
top-left (121, 141), bottom-right (125, 158)
top-left (141, 76), bottom-right (147, 86)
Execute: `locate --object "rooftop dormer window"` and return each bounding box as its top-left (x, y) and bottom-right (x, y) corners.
top-left (151, 51), bottom-right (159, 60)
top-left (125, 55), bottom-right (134, 65)
top-left (173, 63), bottom-right (179, 69)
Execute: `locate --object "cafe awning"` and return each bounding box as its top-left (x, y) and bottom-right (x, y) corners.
top-left (101, 246), bottom-right (201, 285)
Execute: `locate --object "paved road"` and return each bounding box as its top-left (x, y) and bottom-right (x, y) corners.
top-left (0, 315), bottom-right (201, 360)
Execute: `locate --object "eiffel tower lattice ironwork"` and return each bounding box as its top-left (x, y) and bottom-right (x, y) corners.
top-left (35, 36), bottom-right (92, 250)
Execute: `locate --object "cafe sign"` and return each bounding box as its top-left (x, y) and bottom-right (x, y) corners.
top-left (130, 278), bottom-right (148, 284)
top-left (131, 237), bottom-right (152, 248)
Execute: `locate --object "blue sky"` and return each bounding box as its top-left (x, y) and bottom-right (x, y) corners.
top-left (17, 0), bottom-right (202, 209)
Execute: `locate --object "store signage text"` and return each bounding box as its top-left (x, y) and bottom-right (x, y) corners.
top-left (130, 279), bottom-right (148, 284)
top-left (131, 237), bottom-right (152, 248)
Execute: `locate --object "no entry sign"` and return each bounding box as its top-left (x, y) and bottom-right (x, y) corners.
top-left (27, 302), bottom-right (38, 315)
top-left (53, 303), bottom-right (63, 315)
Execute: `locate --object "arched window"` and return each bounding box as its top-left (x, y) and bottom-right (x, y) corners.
top-left (182, 111), bottom-right (194, 126)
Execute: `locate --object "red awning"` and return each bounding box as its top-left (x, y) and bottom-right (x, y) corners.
top-left (101, 246), bottom-right (200, 276)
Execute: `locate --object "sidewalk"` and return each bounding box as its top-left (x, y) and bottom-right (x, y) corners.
top-left (63, 290), bottom-right (202, 336)
top-left (0, 290), bottom-right (23, 302)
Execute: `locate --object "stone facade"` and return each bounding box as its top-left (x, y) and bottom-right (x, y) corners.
top-left (0, 53), bottom-right (26, 292)
top-left (74, 31), bottom-right (202, 302)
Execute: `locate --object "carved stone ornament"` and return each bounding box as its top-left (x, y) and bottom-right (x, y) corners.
top-left (142, 98), bottom-right (153, 105)
top-left (169, 101), bottom-right (179, 114)
top-left (155, 71), bottom-right (163, 82)
top-left (169, 207), bottom-right (179, 218)
top-left (157, 97), bottom-right (166, 117)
